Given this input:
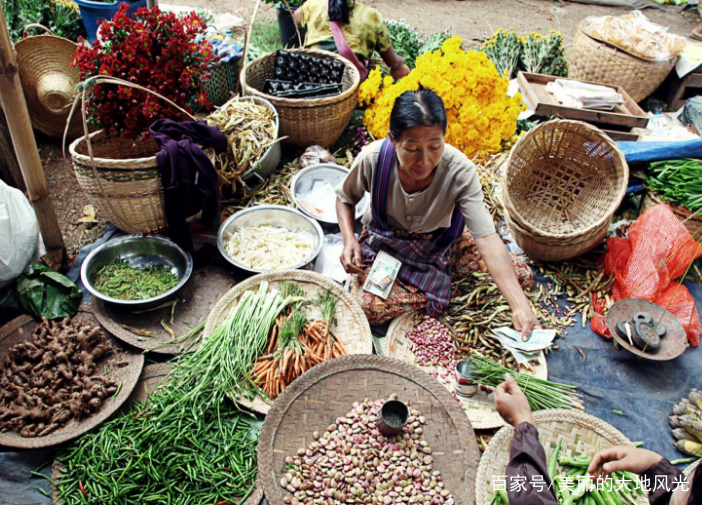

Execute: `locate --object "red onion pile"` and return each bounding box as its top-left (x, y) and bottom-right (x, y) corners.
top-left (406, 315), bottom-right (458, 387)
top-left (284, 395), bottom-right (455, 505)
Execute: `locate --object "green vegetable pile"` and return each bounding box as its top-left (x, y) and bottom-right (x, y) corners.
top-left (466, 355), bottom-right (583, 410)
top-left (492, 441), bottom-right (646, 505)
top-left (385, 20), bottom-right (453, 69)
top-left (481, 29), bottom-right (567, 79)
top-left (1, 0), bottom-right (85, 42)
top-left (92, 259), bottom-right (179, 301)
top-left (646, 159), bottom-right (702, 214)
top-left (55, 282), bottom-right (298, 504)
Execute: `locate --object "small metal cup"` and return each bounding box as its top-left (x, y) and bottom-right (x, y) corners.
top-left (455, 360), bottom-right (478, 398)
top-left (377, 400), bottom-right (409, 436)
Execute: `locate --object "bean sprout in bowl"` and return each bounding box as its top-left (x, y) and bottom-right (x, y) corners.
top-left (217, 206), bottom-right (324, 273)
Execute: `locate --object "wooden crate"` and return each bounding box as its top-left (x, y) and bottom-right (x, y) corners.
top-left (517, 72), bottom-right (649, 129)
top-left (659, 64), bottom-right (702, 110)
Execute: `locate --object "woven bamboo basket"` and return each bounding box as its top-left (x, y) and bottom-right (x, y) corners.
top-left (69, 131), bottom-right (165, 234)
top-left (240, 48), bottom-right (360, 148)
top-left (568, 21), bottom-right (676, 103)
top-left (503, 120), bottom-right (628, 261)
top-left (204, 270), bottom-right (373, 415)
top-left (384, 310), bottom-right (548, 430)
top-left (641, 192), bottom-right (702, 245)
top-left (66, 76), bottom-right (209, 234)
top-left (476, 409), bottom-right (647, 505)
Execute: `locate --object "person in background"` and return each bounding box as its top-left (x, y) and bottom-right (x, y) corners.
top-left (335, 89), bottom-right (539, 334)
top-left (494, 374), bottom-right (701, 505)
top-left (292, 0), bottom-right (410, 81)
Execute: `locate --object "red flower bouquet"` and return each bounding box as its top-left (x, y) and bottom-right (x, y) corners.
top-left (73, 5), bottom-right (213, 139)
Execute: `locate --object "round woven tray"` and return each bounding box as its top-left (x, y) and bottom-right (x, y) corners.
top-left (385, 310), bottom-right (548, 430)
top-left (258, 354), bottom-right (480, 505)
top-left (0, 305), bottom-right (144, 449)
top-left (93, 236), bottom-right (242, 354)
top-left (50, 362), bottom-right (263, 505)
top-left (476, 409), bottom-right (646, 505)
top-left (204, 270), bottom-right (373, 414)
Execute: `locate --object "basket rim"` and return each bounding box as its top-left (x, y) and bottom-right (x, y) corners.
top-left (577, 19), bottom-right (678, 65)
top-left (69, 129), bottom-right (158, 166)
top-left (503, 119), bottom-right (628, 239)
top-left (475, 408), bottom-right (637, 505)
top-left (241, 48), bottom-right (360, 107)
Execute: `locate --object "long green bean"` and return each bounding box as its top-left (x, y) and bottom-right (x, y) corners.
top-left (55, 281), bottom-right (295, 504)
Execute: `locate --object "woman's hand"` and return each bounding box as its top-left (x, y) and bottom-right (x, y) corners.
top-left (340, 239), bottom-right (365, 274)
top-left (588, 446), bottom-right (663, 481)
top-left (494, 374), bottom-right (533, 427)
top-left (512, 304), bottom-right (542, 341)
top-left (390, 63), bottom-right (410, 81)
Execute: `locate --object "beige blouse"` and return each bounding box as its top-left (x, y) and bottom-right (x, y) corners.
top-left (335, 139), bottom-right (496, 238)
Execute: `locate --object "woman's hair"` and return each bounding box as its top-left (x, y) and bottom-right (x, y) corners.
top-left (328, 0), bottom-right (354, 24)
top-left (388, 89), bottom-right (448, 140)
top-left (690, 463), bottom-right (702, 505)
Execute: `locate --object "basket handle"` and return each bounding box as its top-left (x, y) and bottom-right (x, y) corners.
top-left (22, 24), bottom-right (53, 38)
top-left (62, 76), bottom-right (199, 233)
top-left (241, 0), bottom-right (262, 80)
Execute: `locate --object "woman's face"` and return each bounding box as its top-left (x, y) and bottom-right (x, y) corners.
top-left (390, 125), bottom-right (445, 185)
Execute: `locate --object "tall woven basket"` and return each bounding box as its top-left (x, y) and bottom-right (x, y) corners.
top-left (568, 21), bottom-right (676, 103)
top-left (503, 120), bottom-right (628, 261)
top-left (240, 48), bottom-right (360, 148)
top-left (66, 76), bottom-right (199, 234)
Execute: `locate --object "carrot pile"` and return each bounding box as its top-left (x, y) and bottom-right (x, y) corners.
top-left (250, 286), bottom-right (347, 399)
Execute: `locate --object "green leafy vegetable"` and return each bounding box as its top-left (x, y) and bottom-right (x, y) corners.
top-left (0, 0), bottom-right (85, 42)
top-left (92, 258), bottom-right (179, 300)
top-left (17, 263), bottom-right (82, 319)
top-left (387, 20), bottom-right (422, 68)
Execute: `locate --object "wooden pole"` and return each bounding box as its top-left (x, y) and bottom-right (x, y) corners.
top-left (0, 106), bottom-right (25, 191)
top-left (0, 2), bottom-right (65, 270)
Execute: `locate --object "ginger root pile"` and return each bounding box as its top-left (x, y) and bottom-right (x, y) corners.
top-left (0, 317), bottom-right (118, 437)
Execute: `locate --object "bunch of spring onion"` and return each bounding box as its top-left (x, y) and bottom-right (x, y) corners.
top-left (647, 159), bottom-right (702, 214)
top-left (55, 282), bottom-right (300, 504)
top-left (466, 355), bottom-right (583, 411)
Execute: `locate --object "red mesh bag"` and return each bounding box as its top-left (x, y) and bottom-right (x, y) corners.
top-left (591, 205), bottom-right (702, 346)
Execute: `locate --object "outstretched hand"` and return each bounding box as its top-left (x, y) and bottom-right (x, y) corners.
top-left (588, 446), bottom-right (663, 481)
top-left (494, 374), bottom-right (533, 427)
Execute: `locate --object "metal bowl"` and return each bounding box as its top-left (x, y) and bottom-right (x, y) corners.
top-left (81, 235), bottom-right (193, 309)
top-left (290, 163), bottom-right (367, 225)
top-left (217, 205), bottom-right (324, 274)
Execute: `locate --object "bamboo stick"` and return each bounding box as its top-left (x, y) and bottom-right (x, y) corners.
top-left (0, 3), bottom-right (65, 269)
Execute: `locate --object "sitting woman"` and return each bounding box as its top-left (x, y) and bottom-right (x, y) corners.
top-left (335, 88), bottom-right (539, 337)
top-left (495, 374), bottom-right (700, 505)
top-left (293, 0), bottom-right (410, 81)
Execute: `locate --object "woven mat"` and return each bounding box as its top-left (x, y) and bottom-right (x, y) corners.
top-left (204, 270), bottom-right (373, 415)
top-left (258, 354), bottom-right (479, 505)
top-left (0, 304), bottom-right (144, 449)
top-left (94, 236), bottom-right (242, 354)
top-left (475, 409), bottom-right (646, 505)
top-left (385, 311), bottom-right (548, 430)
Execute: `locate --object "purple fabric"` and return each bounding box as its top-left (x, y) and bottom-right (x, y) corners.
top-left (149, 119), bottom-right (227, 252)
top-left (361, 138), bottom-right (464, 315)
top-left (326, 0), bottom-right (369, 81)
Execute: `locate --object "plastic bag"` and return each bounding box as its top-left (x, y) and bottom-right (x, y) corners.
top-left (0, 180), bottom-right (40, 288)
top-left (300, 145), bottom-right (337, 168)
top-left (585, 11), bottom-right (687, 61)
top-left (591, 205), bottom-right (702, 346)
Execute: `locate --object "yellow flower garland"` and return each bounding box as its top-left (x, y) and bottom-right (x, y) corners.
top-left (359, 36), bottom-right (525, 159)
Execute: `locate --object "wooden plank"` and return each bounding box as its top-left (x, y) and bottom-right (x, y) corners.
top-left (517, 72), bottom-right (649, 128)
top-left (686, 73), bottom-right (702, 88)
